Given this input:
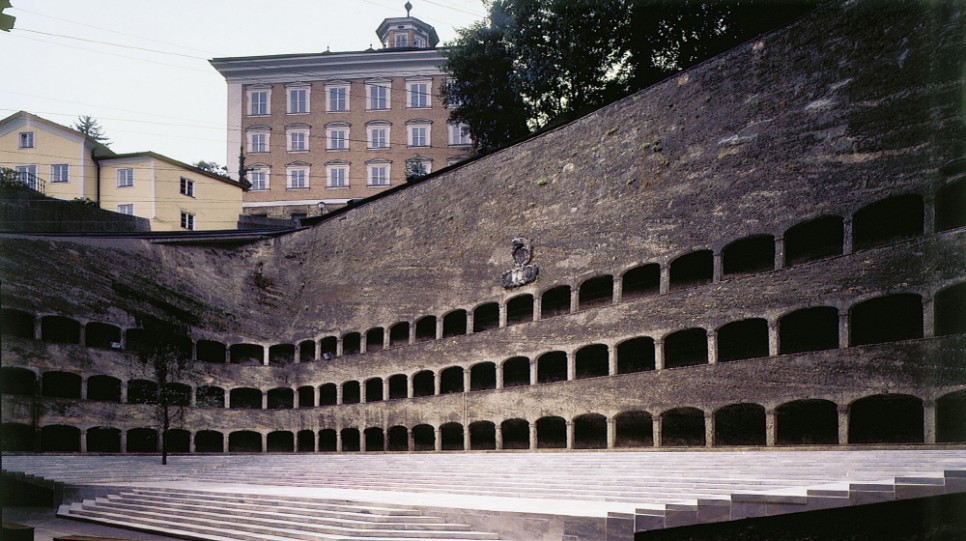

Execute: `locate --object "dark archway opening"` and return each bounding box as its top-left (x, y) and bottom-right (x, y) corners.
top-left (537, 351), bottom-right (568, 383)
top-left (536, 417), bottom-right (567, 449)
top-left (849, 394), bottom-right (923, 444)
top-left (87, 426), bottom-right (121, 453)
top-left (86, 322), bottom-right (120, 349)
top-left (442, 310), bottom-right (467, 338)
top-left (299, 340), bottom-right (316, 362)
top-left (415, 316), bottom-right (437, 342)
top-left (506, 294), bottom-right (534, 326)
top-left (229, 387), bottom-right (261, 409)
top-left (127, 428), bottom-right (158, 453)
top-left (541, 285), bottom-right (571, 319)
top-left (776, 399), bottom-right (838, 445)
top-left (412, 371), bottom-right (435, 397)
top-left (615, 411), bottom-right (653, 448)
top-left (389, 322), bottom-right (410, 347)
top-left (779, 307), bottom-right (839, 354)
top-left (935, 282), bottom-right (966, 336)
top-left (853, 194), bottom-right (924, 250)
top-left (575, 344), bottom-right (609, 379)
top-left (365, 427), bottom-right (385, 451)
top-left (365, 378), bottom-right (384, 402)
top-left (298, 385), bottom-right (315, 408)
top-left (319, 384), bottom-right (338, 406)
top-left (723, 235), bottom-right (775, 276)
top-left (579, 275), bottom-right (613, 310)
top-left (664, 328), bottom-right (708, 368)
top-left (617, 337), bottom-right (655, 374)
top-left (42, 371), bottom-right (81, 399)
top-left (320, 336), bottom-right (338, 360)
top-left (784, 215), bottom-right (844, 266)
top-left (41, 315), bottom-right (80, 344)
top-left (1, 367), bottom-right (36, 396)
top-left (503, 357), bottom-right (531, 387)
top-left (87, 375), bottom-right (121, 402)
top-left (2, 423), bottom-right (35, 452)
top-left (501, 419), bottom-right (530, 449)
top-left (197, 340), bottom-right (226, 363)
top-left (850, 294), bottom-right (923, 346)
top-left (714, 403), bottom-right (766, 446)
top-left (167, 382), bottom-right (191, 406)
top-left (388, 374), bottom-right (408, 399)
top-left (936, 178), bottom-right (965, 232)
top-left (125, 328), bottom-right (148, 352)
top-left (717, 318), bottom-right (769, 362)
top-left (473, 303), bottom-right (499, 333)
top-left (669, 250), bottom-right (713, 290)
top-left (412, 424), bottom-right (435, 451)
top-left (297, 430), bottom-right (316, 452)
top-left (195, 430), bottom-right (224, 453)
top-left (196, 385), bottom-right (224, 408)
top-left (267, 431), bottom-right (294, 452)
top-left (41, 425), bottom-right (80, 452)
top-left (342, 381), bottom-right (361, 404)
top-left (165, 429), bottom-right (190, 453)
top-left (470, 421), bottom-right (496, 450)
top-left (470, 362), bottom-right (496, 391)
top-left (622, 264), bottom-right (660, 300)
top-left (268, 344), bottom-right (294, 365)
top-left (1, 308), bottom-right (34, 339)
top-left (662, 407), bottom-right (705, 447)
top-left (318, 429), bottom-right (337, 452)
top-left (230, 343), bottom-right (263, 365)
top-left (440, 423), bottom-right (464, 451)
top-left (228, 431), bottom-right (262, 452)
top-left (340, 428), bottom-right (361, 452)
top-left (439, 366), bottom-right (464, 394)
top-left (366, 327), bottom-right (384, 353)
top-left (573, 413), bottom-right (607, 449)
top-left (267, 387), bottom-right (294, 409)
top-left (936, 390), bottom-right (966, 443)
top-left (342, 333), bottom-right (361, 356)
top-left (387, 426), bottom-right (409, 451)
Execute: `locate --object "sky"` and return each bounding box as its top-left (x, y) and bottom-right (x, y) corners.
top-left (1, 0), bottom-right (487, 166)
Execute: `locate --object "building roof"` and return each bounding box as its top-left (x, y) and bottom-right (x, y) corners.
top-left (0, 110), bottom-right (115, 157)
top-left (376, 16), bottom-right (440, 47)
top-left (101, 151), bottom-right (247, 189)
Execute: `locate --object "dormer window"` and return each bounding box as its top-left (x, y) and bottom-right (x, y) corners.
top-left (395, 33), bottom-right (408, 47)
top-left (414, 35), bottom-right (426, 48)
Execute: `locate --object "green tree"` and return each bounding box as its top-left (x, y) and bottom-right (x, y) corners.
top-left (192, 160), bottom-right (228, 176)
top-left (442, 0), bottom-right (817, 151)
top-left (73, 115), bottom-right (111, 146)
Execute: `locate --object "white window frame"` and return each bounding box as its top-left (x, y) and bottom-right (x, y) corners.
top-left (326, 165), bottom-right (349, 188)
top-left (287, 128), bottom-right (309, 152)
top-left (326, 126), bottom-right (349, 151)
top-left (180, 177), bottom-right (195, 197)
top-left (407, 80), bottom-right (431, 108)
top-left (249, 167), bottom-right (270, 191)
top-left (287, 166), bottom-right (310, 189)
top-left (15, 165), bottom-right (38, 190)
top-left (248, 88), bottom-right (270, 116)
top-left (367, 124), bottom-right (390, 149)
top-left (287, 86), bottom-right (310, 114)
top-left (117, 168), bottom-right (134, 187)
top-left (395, 33), bottom-right (408, 47)
top-left (367, 163), bottom-right (390, 187)
top-left (117, 204), bottom-right (134, 215)
top-left (449, 122), bottom-right (471, 146)
top-left (248, 131), bottom-right (269, 153)
top-left (415, 35), bottom-right (427, 48)
top-left (326, 84), bottom-right (349, 112)
top-left (367, 82), bottom-right (390, 110)
top-left (50, 163), bottom-right (69, 183)
top-left (18, 131), bottom-right (35, 148)
top-left (180, 211), bottom-right (195, 230)
top-left (408, 124), bottom-right (430, 147)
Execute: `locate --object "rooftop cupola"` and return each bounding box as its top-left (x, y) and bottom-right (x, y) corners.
top-left (376, 2), bottom-right (439, 49)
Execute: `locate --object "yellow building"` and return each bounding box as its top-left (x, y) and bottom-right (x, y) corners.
top-left (0, 111), bottom-right (246, 231)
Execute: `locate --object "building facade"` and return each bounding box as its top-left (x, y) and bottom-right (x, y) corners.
top-left (210, 10), bottom-right (472, 220)
top-left (0, 112), bottom-right (246, 231)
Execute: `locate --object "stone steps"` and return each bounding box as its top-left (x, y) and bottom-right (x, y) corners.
top-left (58, 490), bottom-right (501, 541)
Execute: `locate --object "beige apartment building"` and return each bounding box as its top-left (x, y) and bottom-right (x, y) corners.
top-left (210, 9), bottom-right (472, 220)
top-left (0, 111), bottom-right (245, 231)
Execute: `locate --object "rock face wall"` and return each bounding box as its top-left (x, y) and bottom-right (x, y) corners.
top-left (1, 0), bottom-right (964, 451)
